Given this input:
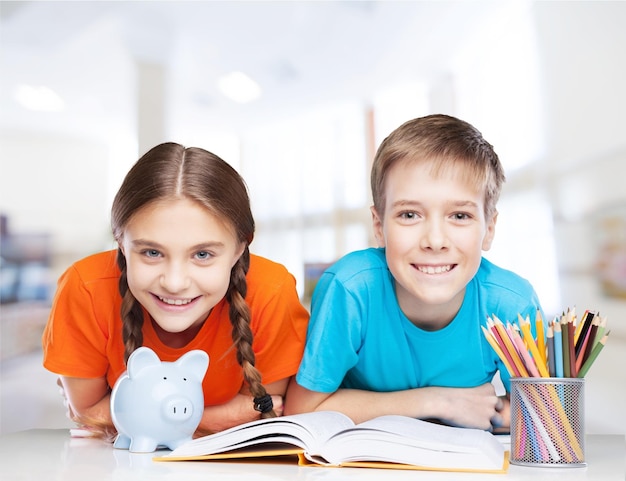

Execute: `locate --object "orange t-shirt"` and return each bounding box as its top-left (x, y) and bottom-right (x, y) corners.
top-left (42, 250), bottom-right (309, 406)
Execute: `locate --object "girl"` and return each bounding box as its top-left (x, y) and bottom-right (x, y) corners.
top-left (42, 142), bottom-right (309, 438)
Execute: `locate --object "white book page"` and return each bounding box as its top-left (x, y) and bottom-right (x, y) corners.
top-left (321, 415), bottom-right (504, 467)
top-left (166, 411), bottom-right (354, 457)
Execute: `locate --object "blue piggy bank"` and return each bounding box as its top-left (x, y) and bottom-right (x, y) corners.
top-left (110, 346), bottom-right (209, 453)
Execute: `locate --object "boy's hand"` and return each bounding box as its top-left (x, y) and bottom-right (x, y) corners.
top-left (437, 383), bottom-right (508, 430)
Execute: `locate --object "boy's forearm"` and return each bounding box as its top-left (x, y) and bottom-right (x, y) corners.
top-left (315, 387), bottom-right (443, 424)
top-left (287, 382), bottom-right (505, 430)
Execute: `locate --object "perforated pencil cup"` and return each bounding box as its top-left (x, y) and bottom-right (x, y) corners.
top-left (510, 378), bottom-right (585, 467)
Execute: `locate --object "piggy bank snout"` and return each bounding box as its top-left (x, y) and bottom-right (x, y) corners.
top-left (162, 395), bottom-right (195, 422)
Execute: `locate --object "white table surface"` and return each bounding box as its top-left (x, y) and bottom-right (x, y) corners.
top-left (0, 429), bottom-right (624, 480)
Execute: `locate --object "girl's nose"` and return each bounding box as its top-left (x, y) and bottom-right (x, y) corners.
top-left (159, 262), bottom-right (191, 293)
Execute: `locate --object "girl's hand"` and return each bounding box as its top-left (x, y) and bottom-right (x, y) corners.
top-left (195, 393), bottom-right (285, 436)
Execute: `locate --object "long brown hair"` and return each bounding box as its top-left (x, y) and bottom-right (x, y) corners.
top-left (111, 142), bottom-right (275, 418)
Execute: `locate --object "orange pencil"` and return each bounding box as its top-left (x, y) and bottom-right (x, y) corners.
top-left (491, 316), bottom-right (529, 377)
top-left (482, 326), bottom-right (515, 376)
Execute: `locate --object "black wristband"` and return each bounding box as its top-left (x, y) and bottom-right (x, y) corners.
top-left (253, 394), bottom-right (274, 413)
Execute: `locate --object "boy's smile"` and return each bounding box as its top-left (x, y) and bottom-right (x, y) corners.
top-left (372, 159), bottom-right (496, 330)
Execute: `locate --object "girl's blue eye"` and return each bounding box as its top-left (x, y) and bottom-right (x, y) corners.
top-left (196, 251), bottom-right (211, 260)
top-left (146, 249), bottom-right (160, 257)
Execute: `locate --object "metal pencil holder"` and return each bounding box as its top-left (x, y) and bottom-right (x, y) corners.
top-left (510, 377), bottom-right (585, 467)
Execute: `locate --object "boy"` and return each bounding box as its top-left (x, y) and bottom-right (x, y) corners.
top-left (284, 114), bottom-right (543, 431)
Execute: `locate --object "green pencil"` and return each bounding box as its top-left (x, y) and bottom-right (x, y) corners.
top-left (577, 332), bottom-right (609, 378)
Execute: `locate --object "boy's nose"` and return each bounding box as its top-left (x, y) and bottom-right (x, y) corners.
top-left (420, 220), bottom-right (448, 250)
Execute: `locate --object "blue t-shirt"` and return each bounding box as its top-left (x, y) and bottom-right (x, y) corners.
top-left (296, 247), bottom-right (543, 394)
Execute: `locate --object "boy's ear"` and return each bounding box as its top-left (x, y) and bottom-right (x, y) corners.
top-left (370, 206), bottom-right (386, 247)
top-left (481, 211), bottom-right (498, 251)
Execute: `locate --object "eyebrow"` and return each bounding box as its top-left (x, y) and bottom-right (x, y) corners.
top-left (131, 239), bottom-right (226, 250)
top-left (390, 199), bottom-right (480, 209)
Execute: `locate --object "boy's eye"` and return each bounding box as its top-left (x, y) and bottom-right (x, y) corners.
top-left (452, 212), bottom-right (471, 221)
top-left (399, 211), bottom-right (417, 220)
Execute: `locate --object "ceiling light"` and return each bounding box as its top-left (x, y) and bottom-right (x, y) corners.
top-left (217, 71), bottom-right (261, 104)
top-left (15, 85), bottom-right (65, 112)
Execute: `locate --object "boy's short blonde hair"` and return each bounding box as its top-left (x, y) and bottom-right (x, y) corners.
top-left (371, 114), bottom-right (505, 220)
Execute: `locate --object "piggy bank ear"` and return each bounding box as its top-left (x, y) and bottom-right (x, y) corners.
top-left (176, 350), bottom-right (209, 380)
top-left (127, 347), bottom-right (161, 378)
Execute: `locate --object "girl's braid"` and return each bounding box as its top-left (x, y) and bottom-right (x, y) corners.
top-left (227, 248), bottom-right (276, 418)
top-left (116, 249), bottom-right (145, 363)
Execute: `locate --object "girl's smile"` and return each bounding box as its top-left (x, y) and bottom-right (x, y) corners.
top-left (154, 294), bottom-right (200, 307)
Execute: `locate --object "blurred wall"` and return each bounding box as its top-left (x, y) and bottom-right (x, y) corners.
top-left (532, 1), bottom-right (626, 333)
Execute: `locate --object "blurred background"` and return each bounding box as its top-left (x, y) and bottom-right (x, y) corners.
top-left (1, 1), bottom-right (624, 436)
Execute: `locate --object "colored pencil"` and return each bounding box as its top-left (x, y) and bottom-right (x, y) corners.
top-left (519, 317), bottom-right (549, 377)
top-left (593, 316), bottom-right (607, 349)
top-left (492, 316), bottom-right (529, 377)
top-left (481, 326), bottom-right (515, 376)
top-left (487, 319), bottom-right (521, 376)
top-left (535, 310), bottom-right (547, 367)
top-left (574, 310), bottom-right (595, 357)
top-left (561, 315), bottom-right (571, 377)
top-left (553, 319), bottom-right (564, 378)
top-left (546, 325), bottom-right (556, 377)
top-left (567, 318), bottom-right (577, 377)
top-left (577, 332), bottom-right (609, 378)
top-left (510, 324), bottom-right (541, 377)
top-left (576, 316), bottom-right (598, 373)
top-left (516, 388), bottom-right (561, 461)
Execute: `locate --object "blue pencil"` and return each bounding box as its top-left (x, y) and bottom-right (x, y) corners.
top-left (553, 319), bottom-right (564, 378)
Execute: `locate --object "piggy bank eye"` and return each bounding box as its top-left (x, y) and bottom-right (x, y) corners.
top-left (183, 377), bottom-right (187, 381)
top-left (163, 376), bottom-right (167, 380)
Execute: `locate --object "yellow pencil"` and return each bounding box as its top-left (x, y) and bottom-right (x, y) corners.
top-left (519, 318), bottom-right (549, 378)
top-left (535, 310), bottom-right (547, 367)
top-left (492, 316), bottom-right (529, 377)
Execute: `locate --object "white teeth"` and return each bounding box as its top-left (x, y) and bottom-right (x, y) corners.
top-left (159, 296), bottom-right (192, 306)
top-left (417, 265), bottom-right (452, 274)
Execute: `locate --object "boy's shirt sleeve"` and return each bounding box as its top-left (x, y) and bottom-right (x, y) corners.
top-left (296, 271), bottom-right (363, 393)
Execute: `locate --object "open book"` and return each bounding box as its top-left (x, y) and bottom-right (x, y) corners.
top-left (156, 411), bottom-right (509, 473)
